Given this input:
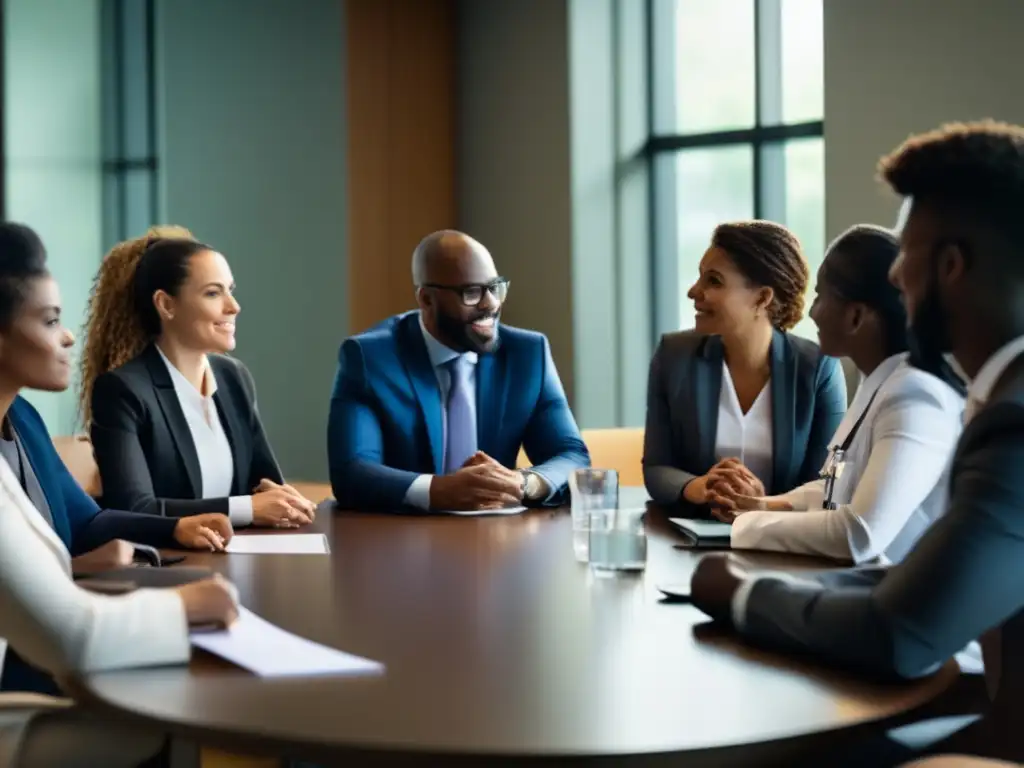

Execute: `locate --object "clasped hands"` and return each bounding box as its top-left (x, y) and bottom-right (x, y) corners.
top-left (703, 460), bottom-right (794, 522)
top-left (684, 457), bottom-right (769, 523)
top-left (252, 478), bottom-right (316, 528)
top-left (429, 451), bottom-right (524, 511)
top-left (688, 460), bottom-right (790, 528)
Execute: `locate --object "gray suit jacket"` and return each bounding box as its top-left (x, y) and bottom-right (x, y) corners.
top-left (642, 329), bottom-right (847, 508)
top-left (738, 354), bottom-right (1024, 760)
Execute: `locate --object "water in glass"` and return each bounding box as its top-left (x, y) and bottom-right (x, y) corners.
top-left (588, 507), bottom-right (647, 573)
top-left (569, 468), bottom-right (619, 562)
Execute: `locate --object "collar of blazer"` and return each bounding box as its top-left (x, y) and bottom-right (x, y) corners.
top-left (954, 352), bottom-right (1024, 464)
top-left (139, 344), bottom-right (249, 498)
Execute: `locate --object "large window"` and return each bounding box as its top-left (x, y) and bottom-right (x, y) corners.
top-left (101, 0), bottom-right (158, 250)
top-left (649, 0), bottom-right (824, 339)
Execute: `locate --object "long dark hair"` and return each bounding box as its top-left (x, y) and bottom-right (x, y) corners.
top-left (133, 237), bottom-right (212, 336)
top-left (822, 224), bottom-right (965, 394)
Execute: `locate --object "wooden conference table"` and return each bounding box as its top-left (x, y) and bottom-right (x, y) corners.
top-left (70, 485), bottom-right (956, 766)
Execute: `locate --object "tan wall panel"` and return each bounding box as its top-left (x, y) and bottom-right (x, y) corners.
top-left (346, 0), bottom-right (456, 334)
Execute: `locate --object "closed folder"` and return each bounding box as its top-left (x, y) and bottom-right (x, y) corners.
top-left (668, 518), bottom-right (732, 549)
top-left (75, 566), bottom-right (214, 593)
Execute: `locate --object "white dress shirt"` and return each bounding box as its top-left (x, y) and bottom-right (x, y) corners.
top-left (403, 316), bottom-right (549, 509)
top-left (0, 456), bottom-right (189, 681)
top-left (715, 363), bottom-right (773, 487)
top-left (156, 347), bottom-right (253, 525)
top-left (403, 318), bottom-right (479, 509)
top-left (731, 353), bottom-right (965, 628)
top-left (963, 335), bottom-right (1024, 423)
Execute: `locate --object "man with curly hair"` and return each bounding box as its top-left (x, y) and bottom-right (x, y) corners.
top-left (690, 120), bottom-right (1024, 763)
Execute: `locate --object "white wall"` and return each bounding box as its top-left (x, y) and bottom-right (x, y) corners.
top-left (824, 0), bottom-right (1024, 238)
top-left (457, 0), bottom-right (650, 428)
top-left (3, 0), bottom-right (103, 434)
top-left (457, 0), bottom-right (575, 402)
top-left (156, 0), bottom-right (348, 481)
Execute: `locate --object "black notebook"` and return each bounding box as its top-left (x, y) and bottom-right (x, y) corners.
top-left (669, 518), bottom-right (732, 549)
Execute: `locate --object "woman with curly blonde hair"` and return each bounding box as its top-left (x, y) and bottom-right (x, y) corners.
top-left (80, 228), bottom-right (315, 528)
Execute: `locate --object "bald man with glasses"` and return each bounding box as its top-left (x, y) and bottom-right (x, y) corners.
top-left (328, 230), bottom-right (590, 512)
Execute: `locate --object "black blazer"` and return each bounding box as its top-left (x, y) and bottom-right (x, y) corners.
top-left (734, 353), bottom-right (1024, 762)
top-left (90, 344), bottom-right (284, 518)
top-left (643, 329), bottom-right (847, 507)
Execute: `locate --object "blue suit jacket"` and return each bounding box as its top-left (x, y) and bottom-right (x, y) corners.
top-left (1, 396), bottom-right (179, 695)
top-left (8, 396), bottom-right (178, 556)
top-left (328, 311), bottom-right (590, 510)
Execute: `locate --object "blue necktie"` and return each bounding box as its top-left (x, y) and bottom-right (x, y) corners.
top-left (444, 356), bottom-right (476, 474)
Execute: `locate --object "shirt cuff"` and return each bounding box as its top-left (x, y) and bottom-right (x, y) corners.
top-left (730, 575), bottom-right (763, 631)
top-left (403, 474), bottom-right (433, 510)
top-left (228, 495), bottom-right (254, 526)
top-left (523, 470), bottom-right (554, 502)
top-left (729, 512), bottom-right (757, 549)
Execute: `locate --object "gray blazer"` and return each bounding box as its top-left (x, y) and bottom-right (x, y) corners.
top-left (643, 329), bottom-right (847, 507)
top-left (736, 353), bottom-right (1024, 761)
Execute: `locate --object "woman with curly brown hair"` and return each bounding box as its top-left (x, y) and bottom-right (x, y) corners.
top-left (80, 228), bottom-right (315, 527)
top-left (642, 220), bottom-right (848, 513)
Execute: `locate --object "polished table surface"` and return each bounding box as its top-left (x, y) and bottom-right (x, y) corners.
top-left (71, 486), bottom-right (956, 763)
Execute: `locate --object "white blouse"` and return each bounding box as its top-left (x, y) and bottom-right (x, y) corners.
top-left (715, 363), bottom-right (773, 488)
top-left (157, 347), bottom-right (253, 525)
top-left (730, 354), bottom-right (964, 563)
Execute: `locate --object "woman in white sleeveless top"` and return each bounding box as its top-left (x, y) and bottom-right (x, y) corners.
top-left (709, 225), bottom-right (965, 564)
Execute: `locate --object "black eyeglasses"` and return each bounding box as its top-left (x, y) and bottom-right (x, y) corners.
top-left (422, 278), bottom-right (510, 306)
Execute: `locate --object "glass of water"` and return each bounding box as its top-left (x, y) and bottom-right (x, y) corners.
top-left (569, 468), bottom-right (619, 562)
top-left (588, 507), bottom-right (647, 574)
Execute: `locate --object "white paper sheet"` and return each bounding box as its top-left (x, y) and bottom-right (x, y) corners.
top-left (225, 533), bottom-right (329, 554)
top-left (444, 506), bottom-right (526, 517)
top-left (191, 607), bottom-right (384, 678)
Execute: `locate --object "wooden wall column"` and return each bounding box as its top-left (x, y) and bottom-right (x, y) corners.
top-left (346, 0), bottom-right (456, 334)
